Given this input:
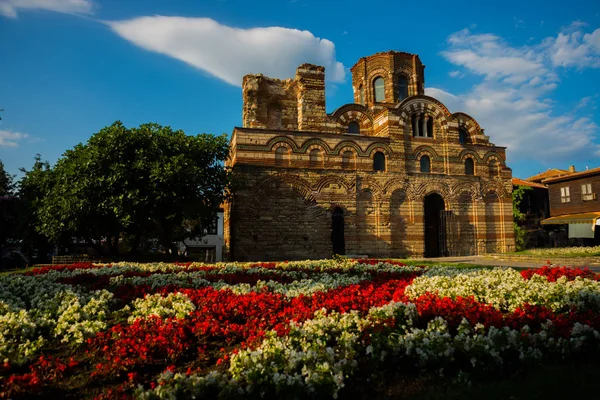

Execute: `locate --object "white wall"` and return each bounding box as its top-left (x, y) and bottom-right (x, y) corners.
top-left (179, 212), bottom-right (224, 262)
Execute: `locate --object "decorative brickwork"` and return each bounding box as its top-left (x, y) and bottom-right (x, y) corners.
top-left (226, 51), bottom-right (515, 261)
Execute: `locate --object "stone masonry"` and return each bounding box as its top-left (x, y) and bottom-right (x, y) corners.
top-left (225, 51), bottom-right (515, 261)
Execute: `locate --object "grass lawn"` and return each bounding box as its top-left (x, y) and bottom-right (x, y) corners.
top-left (500, 245), bottom-right (600, 258)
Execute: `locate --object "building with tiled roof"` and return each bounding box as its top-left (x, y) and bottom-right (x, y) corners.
top-left (511, 177), bottom-right (547, 189)
top-left (540, 165), bottom-right (600, 245)
top-left (526, 168), bottom-right (572, 183)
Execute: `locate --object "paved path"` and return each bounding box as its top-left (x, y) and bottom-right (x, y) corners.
top-left (411, 255), bottom-right (600, 273)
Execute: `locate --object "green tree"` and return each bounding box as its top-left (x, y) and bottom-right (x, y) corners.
top-left (17, 155), bottom-right (54, 261)
top-left (512, 184), bottom-right (533, 251)
top-left (0, 159), bottom-right (17, 250)
top-left (0, 159), bottom-right (14, 196)
top-left (37, 121), bottom-right (232, 255)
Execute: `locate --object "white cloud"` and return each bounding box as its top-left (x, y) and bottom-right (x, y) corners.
top-left (0, 129), bottom-right (28, 147)
top-left (107, 16), bottom-right (346, 86)
top-left (433, 25), bottom-right (600, 161)
top-left (545, 27), bottom-right (600, 68)
top-left (448, 70), bottom-right (464, 78)
top-left (0, 0), bottom-right (93, 18)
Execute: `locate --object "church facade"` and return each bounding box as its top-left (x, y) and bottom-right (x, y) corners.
top-left (224, 51), bottom-right (515, 261)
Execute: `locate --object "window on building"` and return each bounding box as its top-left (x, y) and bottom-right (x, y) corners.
top-left (465, 158), bottom-right (474, 175)
top-left (412, 114), bottom-right (433, 137)
top-left (373, 77), bottom-right (385, 103)
top-left (397, 75), bottom-right (408, 101)
top-left (359, 85), bottom-right (365, 105)
top-left (342, 151), bottom-right (354, 170)
top-left (202, 218), bottom-right (218, 235)
top-left (373, 151), bottom-right (385, 171)
top-left (347, 121), bottom-right (360, 134)
top-left (560, 186), bottom-right (570, 203)
top-left (274, 146), bottom-right (287, 166)
top-left (459, 127), bottom-right (469, 145)
top-left (309, 149), bottom-right (322, 168)
top-left (420, 155), bottom-right (431, 173)
top-left (582, 183), bottom-right (594, 200)
top-left (427, 117), bottom-right (433, 138)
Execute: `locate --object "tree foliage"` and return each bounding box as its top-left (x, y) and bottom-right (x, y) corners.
top-left (17, 155), bottom-right (53, 260)
top-left (0, 159), bottom-right (17, 249)
top-left (0, 159), bottom-right (14, 196)
top-left (512, 184), bottom-right (533, 251)
top-left (36, 121), bottom-right (232, 254)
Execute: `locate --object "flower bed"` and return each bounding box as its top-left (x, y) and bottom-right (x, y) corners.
top-left (1, 259), bottom-right (600, 399)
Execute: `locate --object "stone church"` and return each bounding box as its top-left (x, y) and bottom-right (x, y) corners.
top-left (224, 51), bottom-right (514, 261)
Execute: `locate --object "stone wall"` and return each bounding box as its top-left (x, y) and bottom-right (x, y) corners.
top-left (226, 51), bottom-right (515, 261)
top-left (227, 164), bottom-right (514, 261)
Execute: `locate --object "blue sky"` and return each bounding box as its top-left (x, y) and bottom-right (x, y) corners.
top-left (1, 0), bottom-right (600, 180)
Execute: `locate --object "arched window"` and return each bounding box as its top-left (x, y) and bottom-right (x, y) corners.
top-left (465, 158), bottom-right (474, 175)
top-left (373, 77), bottom-right (385, 103)
top-left (309, 149), bottom-right (322, 168)
top-left (412, 114), bottom-right (420, 137)
top-left (359, 85), bottom-right (365, 105)
top-left (347, 121), bottom-right (360, 134)
top-left (274, 146), bottom-right (287, 167)
top-left (420, 155), bottom-right (431, 173)
top-left (412, 114), bottom-right (433, 137)
top-left (373, 151), bottom-right (386, 171)
top-left (341, 150), bottom-right (354, 170)
top-left (459, 128), bottom-right (469, 145)
top-left (397, 75), bottom-right (408, 101)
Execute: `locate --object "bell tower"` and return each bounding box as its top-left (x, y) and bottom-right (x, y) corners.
top-left (350, 51), bottom-right (425, 109)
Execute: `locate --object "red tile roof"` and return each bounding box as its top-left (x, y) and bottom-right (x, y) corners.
top-left (526, 168), bottom-right (571, 183)
top-left (512, 177), bottom-right (547, 189)
top-left (542, 166), bottom-right (600, 184)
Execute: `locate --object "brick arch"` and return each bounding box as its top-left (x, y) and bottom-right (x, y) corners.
top-left (458, 149), bottom-right (483, 163)
top-left (453, 112), bottom-right (486, 144)
top-left (452, 112), bottom-right (482, 132)
top-left (397, 96), bottom-right (451, 138)
top-left (331, 104), bottom-right (373, 122)
top-left (272, 142), bottom-right (292, 167)
top-left (483, 151), bottom-right (505, 164)
top-left (365, 142), bottom-right (393, 157)
top-left (481, 181), bottom-right (509, 199)
top-left (396, 95), bottom-right (452, 117)
top-left (359, 178), bottom-right (384, 200)
top-left (328, 203), bottom-right (349, 214)
top-left (314, 175), bottom-right (353, 194)
top-left (451, 181), bottom-right (479, 200)
top-left (335, 109), bottom-right (374, 135)
top-left (410, 181), bottom-right (451, 201)
top-left (332, 141), bottom-right (365, 156)
top-left (271, 141), bottom-right (292, 153)
top-left (413, 145), bottom-right (442, 162)
top-left (266, 136), bottom-right (300, 152)
top-left (256, 174), bottom-right (317, 203)
top-left (383, 177), bottom-right (409, 195)
top-left (300, 138), bottom-right (332, 154)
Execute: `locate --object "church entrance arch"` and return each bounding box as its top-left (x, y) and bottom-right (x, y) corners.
top-left (424, 193), bottom-right (445, 257)
top-left (331, 207), bottom-right (346, 255)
